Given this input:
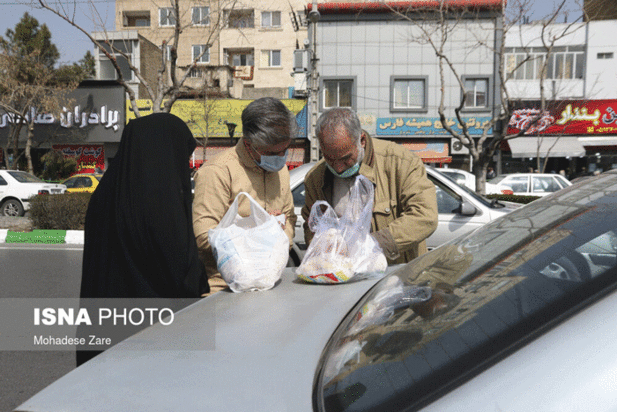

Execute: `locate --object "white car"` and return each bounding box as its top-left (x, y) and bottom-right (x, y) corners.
top-left (16, 170), bottom-right (617, 412)
top-left (489, 173), bottom-right (572, 197)
top-left (0, 170), bottom-right (67, 217)
top-left (288, 163), bottom-right (520, 264)
top-left (437, 168), bottom-right (506, 194)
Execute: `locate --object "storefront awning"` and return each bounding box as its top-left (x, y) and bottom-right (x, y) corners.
top-left (508, 137), bottom-right (586, 158)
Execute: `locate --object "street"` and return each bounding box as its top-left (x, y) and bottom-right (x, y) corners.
top-left (0, 244), bottom-right (83, 412)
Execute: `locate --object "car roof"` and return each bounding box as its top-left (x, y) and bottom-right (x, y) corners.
top-left (17, 266), bottom-right (401, 412)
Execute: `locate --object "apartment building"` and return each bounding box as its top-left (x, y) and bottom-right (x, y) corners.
top-left (100, 0), bottom-right (309, 100)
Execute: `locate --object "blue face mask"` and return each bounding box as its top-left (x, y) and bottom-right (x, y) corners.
top-left (256, 150), bottom-right (288, 172)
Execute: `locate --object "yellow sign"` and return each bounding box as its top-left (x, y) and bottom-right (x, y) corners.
top-left (126, 99), bottom-right (306, 138)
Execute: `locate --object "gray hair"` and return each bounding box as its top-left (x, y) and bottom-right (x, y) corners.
top-left (315, 107), bottom-right (363, 147)
top-left (242, 97), bottom-right (298, 149)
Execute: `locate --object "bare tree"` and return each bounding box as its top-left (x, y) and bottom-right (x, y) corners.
top-left (35, 0), bottom-right (238, 117)
top-left (0, 13), bottom-right (80, 172)
top-left (384, 0), bottom-right (585, 193)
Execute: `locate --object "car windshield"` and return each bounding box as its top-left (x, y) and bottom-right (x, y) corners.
top-left (488, 174), bottom-right (508, 184)
top-left (430, 169), bottom-right (494, 208)
top-left (316, 172), bottom-right (617, 412)
top-left (8, 171), bottom-right (44, 183)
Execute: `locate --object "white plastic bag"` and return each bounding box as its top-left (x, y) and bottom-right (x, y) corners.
top-left (209, 192), bottom-right (289, 292)
top-left (296, 175), bottom-right (387, 284)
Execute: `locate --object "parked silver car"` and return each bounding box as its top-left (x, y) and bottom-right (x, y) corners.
top-left (289, 163), bottom-right (520, 264)
top-left (16, 170), bottom-right (617, 412)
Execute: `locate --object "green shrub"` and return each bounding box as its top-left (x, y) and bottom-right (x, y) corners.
top-left (40, 151), bottom-right (78, 181)
top-left (28, 193), bottom-right (91, 230)
top-left (486, 194), bottom-right (540, 204)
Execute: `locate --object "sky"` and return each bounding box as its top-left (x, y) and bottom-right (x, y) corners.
top-left (0, 0), bottom-right (584, 66)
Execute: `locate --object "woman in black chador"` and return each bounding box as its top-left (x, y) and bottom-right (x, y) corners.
top-left (77, 113), bottom-right (208, 365)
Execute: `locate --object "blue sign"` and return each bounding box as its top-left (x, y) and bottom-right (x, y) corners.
top-left (376, 116), bottom-right (492, 136)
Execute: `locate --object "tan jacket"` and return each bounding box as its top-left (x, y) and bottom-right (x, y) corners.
top-left (301, 135), bottom-right (438, 264)
top-left (193, 138), bottom-right (297, 288)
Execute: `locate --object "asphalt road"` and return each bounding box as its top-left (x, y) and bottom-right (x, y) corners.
top-left (0, 244), bottom-right (83, 412)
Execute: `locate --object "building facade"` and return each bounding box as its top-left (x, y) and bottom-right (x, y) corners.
top-left (313, 0), bottom-right (503, 166)
top-left (504, 19), bottom-right (617, 176)
top-left (98, 0), bottom-right (309, 100)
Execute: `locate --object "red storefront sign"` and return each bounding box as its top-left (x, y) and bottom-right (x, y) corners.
top-left (53, 144), bottom-right (105, 173)
top-left (508, 99), bottom-right (617, 136)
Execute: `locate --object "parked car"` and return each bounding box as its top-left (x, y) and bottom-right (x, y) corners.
top-left (489, 173), bottom-right (571, 197)
top-left (61, 173), bottom-right (103, 193)
top-left (16, 170), bottom-right (617, 412)
top-left (0, 170), bottom-right (66, 217)
top-left (289, 163), bottom-right (520, 265)
top-left (436, 168), bottom-right (506, 194)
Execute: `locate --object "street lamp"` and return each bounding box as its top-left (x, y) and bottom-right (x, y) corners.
top-left (225, 122), bottom-right (237, 146)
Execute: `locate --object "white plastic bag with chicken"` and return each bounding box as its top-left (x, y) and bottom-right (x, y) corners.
top-left (209, 192), bottom-right (289, 292)
top-left (296, 175), bottom-right (387, 284)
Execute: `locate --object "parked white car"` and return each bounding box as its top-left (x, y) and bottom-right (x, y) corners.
top-left (0, 170), bottom-right (67, 216)
top-left (489, 173), bottom-right (572, 197)
top-left (288, 163), bottom-right (520, 265)
top-left (437, 168), bottom-right (506, 194)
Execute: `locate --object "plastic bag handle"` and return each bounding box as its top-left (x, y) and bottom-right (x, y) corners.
top-left (234, 191), bottom-right (271, 221)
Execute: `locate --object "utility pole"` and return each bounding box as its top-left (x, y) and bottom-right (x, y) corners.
top-left (308, 1), bottom-right (320, 162)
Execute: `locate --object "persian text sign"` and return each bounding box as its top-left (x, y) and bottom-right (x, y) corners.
top-left (508, 100), bottom-right (617, 135)
top-left (54, 144), bottom-right (105, 173)
top-left (376, 117), bottom-right (492, 136)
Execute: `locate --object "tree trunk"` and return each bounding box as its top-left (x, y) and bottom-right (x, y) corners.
top-left (26, 121), bottom-right (34, 174)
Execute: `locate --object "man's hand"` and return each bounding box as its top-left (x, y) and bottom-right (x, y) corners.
top-left (269, 209), bottom-right (286, 229)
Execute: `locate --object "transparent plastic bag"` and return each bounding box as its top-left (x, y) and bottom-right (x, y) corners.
top-left (296, 175), bottom-right (388, 284)
top-left (209, 192), bottom-right (289, 292)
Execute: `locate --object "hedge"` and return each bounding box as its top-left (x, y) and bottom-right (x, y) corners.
top-left (28, 192), bottom-right (92, 230)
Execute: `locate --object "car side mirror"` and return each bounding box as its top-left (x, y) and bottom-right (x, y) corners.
top-left (459, 201), bottom-right (477, 216)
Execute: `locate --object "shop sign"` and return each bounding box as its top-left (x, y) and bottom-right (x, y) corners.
top-left (376, 117), bottom-right (492, 136)
top-left (128, 99), bottom-right (307, 138)
top-left (53, 144), bottom-right (105, 173)
top-left (508, 99), bottom-right (617, 135)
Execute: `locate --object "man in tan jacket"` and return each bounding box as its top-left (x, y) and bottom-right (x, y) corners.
top-left (193, 97), bottom-right (297, 293)
top-left (302, 107), bottom-right (438, 265)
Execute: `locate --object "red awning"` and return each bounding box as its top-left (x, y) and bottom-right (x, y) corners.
top-left (310, 0), bottom-right (503, 14)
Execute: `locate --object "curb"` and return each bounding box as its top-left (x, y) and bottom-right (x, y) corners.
top-left (0, 229), bottom-right (84, 245)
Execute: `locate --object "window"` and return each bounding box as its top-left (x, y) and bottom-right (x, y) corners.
top-left (99, 41), bottom-right (134, 81)
top-left (261, 11), bottom-right (281, 28)
top-left (505, 46), bottom-right (585, 80)
top-left (598, 52), bottom-right (614, 59)
top-left (123, 11), bottom-right (150, 27)
top-left (226, 9), bottom-right (254, 28)
top-left (232, 53), bottom-right (254, 66)
top-left (391, 77), bottom-right (426, 111)
top-left (188, 67), bottom-right (202, 78)
top-left (159, 8), bottom-right (175, 27)
top-left (323, 79), bottom-right (353, 109)
top-left (192, 6), bottom-right (210, 25)
top-left (261, 49), bottom-right (281, 67)
top-left (192, 45), bottom-right (210, 64)
top-left (463, 78), bottom-right (489, 109)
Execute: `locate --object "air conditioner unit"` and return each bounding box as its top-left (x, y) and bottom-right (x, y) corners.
top-left (293, 49), bottom-right (309, 73)
top-left (450, 138), bottom-right (470, 155)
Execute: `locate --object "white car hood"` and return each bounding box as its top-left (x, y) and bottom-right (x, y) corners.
top-left (16, 268), bottom-right (400, 412)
